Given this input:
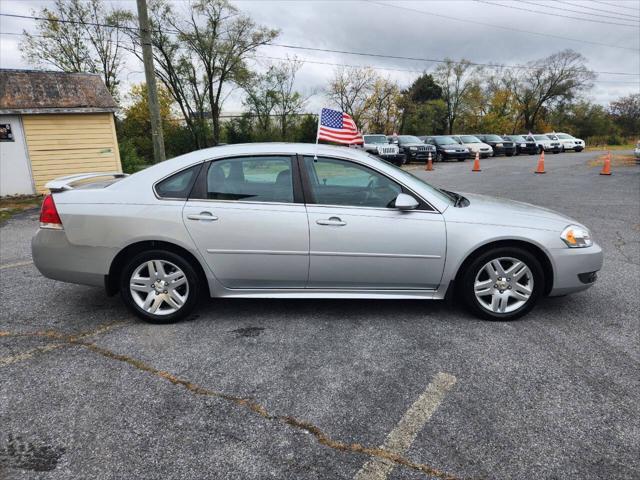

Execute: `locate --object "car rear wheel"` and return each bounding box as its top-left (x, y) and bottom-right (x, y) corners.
top-left (461, 247), bottom-right (544, 321)
top-left (120, 250), bottom-right (201, 323)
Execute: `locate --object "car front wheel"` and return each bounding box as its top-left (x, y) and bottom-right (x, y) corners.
top-left (461, 247), bottom-right (544, 321)
top-left (120, 250), bottom-right (201, 323)
top-left (436, 152), bottom-right (444, 162)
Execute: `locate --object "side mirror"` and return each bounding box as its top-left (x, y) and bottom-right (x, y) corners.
top-left (394, 193), bottom-right (419, 211)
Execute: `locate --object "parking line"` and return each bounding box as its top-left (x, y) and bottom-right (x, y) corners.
top-left (0, 260), bottom-right (33, 270)
top-left (354, 372), bottom-right (457, 480)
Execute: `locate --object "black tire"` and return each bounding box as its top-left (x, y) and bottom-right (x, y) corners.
top-left (120, 249), bottom-right (202, 323)
top-left (457, 157), bottom-right (465, 162)
top-left (436, 152), bottom-right (444, 162)
top-left (537, 146), bottom-right (544, 154)
top-left (460, 246), bottom-right (544, 321)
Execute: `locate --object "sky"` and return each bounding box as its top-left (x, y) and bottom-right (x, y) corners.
top-left (1, 0), bottom-right (639, 114)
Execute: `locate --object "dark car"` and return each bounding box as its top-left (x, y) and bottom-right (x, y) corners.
top-left (388, 135), bottom-right (436, 163)
top-left (476, 134), bottom-right (516, 157)
top-left (502, 135), bottom-right (538, 155)
top-left (423, 136), bottom-right (470, 162)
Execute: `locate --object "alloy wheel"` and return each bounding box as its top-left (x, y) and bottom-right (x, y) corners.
top-left (473, 257), bottom-right (534, 314)
top-left (129, 259), bottom-right (189, 315)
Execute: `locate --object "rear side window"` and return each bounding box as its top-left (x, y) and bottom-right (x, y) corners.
top-left (155, 164), bottom-right (200, 199)
top-left (202, 156), bottom-right (294, 203)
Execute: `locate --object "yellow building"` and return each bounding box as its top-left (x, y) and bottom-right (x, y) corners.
top-left (0, 69), bottom-right (122, 196)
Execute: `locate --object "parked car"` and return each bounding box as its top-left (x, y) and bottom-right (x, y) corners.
top-left (528, 134), bottom-right (561, 154)
top-left (423, 136), bottom-right (470, 161)
top-left (451, 135), bottom-right (493, 158)
top-left (32, 143), bottom-right (602, 323)
top-left (361, 134), bottom-right (406, 166)
top-left (388, 135), bottom-right (436, 163)
top-left (502, 135), bottom-right (538, 155)
top-left (545, 132), bottom-right (585, 152)
top-left (476, 134), bottom-right (516, 157)
top-left (635, 140), bottom-right (640, 163)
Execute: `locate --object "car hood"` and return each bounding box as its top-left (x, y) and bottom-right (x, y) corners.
top-left (402, 142), bottom-right (430, 147)
top-left (453, 192), bottom-right (579, 231)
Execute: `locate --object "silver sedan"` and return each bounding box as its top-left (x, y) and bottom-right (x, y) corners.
top-left (32, 143), bottom-right (603, 323)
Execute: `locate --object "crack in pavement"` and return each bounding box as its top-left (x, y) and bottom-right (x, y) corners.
top-left (1, 325), bottom-right (463, 480)
top-left (613, 231), bottom-right (640, 266)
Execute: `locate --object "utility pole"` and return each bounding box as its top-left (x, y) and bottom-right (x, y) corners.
top-left (136, 0), bottom-right (165, 163)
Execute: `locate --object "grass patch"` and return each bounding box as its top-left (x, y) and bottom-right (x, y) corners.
top-left (588, 153), bottom-right (637, 168)
top-left (585, 144), bottom-right (636, 152)
top-left (0, 195), bottom-right (43, 223)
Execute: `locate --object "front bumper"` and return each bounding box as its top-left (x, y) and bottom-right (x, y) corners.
top-left (544, 145), bottom-right (562, 153)
top-left (518, 145), bottom-right (538, 154)
top-left (379, 153), bottom-right (406, 164)
top-left (548, 243), bottom-right (603, 296)
top-left (406, 150), bottom-right (433, 161)
top-left (492, 145), bottom-right (516, 156)
top-left (441, 151), bottom-right (469, 160)
top-left (32, 228), bottom-right (115, 287)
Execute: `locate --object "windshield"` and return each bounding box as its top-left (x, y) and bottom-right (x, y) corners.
top-left (533, 135), bottom-right (549, 140)
top-left (363, 135), bottom-right (388, 144)
top-left (483, 134), bottom-right (503, 142)
top-left (506, 135), bottom-right (524, 141)
top-left (556, 134), bottom-right (573, 139)
top-left (460, 135), bottom-right (482, 143)
top-left (368, 154), bottom-right (453, 205)
top-left (398, 135), bottom-right (421, 143)
top-left (434, 136), bottom-right (458, 146)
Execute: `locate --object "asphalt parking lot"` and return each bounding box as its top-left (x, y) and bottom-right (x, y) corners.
top-left (1, 150), bottom-right (638, 480)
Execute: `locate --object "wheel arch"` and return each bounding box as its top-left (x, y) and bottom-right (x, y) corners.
top-left (105, 240), bottom-right (209, 296)
top-left (453, 239), bottom-right (554, 296)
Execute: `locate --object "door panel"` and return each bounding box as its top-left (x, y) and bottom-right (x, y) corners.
top-left (183, 155), bottom-right (309, 289)
top-left (307, 206), bottom-right (446, 289)
top-left (301, 155), bottom-right (446, 289)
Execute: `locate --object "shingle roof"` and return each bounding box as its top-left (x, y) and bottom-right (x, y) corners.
top-left (0, 69), bottom-right (117, 114)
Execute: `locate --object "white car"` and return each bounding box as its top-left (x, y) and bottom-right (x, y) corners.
top-left (545, 132), bottom-right (585, 152)
top-left (634, 141), bottom-right (640, 163)
top-left (527, 134), bottom-right (561, 154)
top-left (451, 135), bottom-right (493, 158)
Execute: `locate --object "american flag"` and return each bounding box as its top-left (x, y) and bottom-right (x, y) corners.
top-left (317, 108), bottom-right (363, 145)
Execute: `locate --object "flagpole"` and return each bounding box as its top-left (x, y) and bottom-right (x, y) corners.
top-left (314, 109), bottom-right (322, 159)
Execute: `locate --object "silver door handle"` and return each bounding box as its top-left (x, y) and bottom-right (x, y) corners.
top-left (316, 217), bottom-right (346, 226)
top-left (187, 212), bottom-right (218, 221)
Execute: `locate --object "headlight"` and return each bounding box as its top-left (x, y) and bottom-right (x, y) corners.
top-left (561, 225), bottom-right (592, 248)
top-left (410, 146), bottom-right (417, 151)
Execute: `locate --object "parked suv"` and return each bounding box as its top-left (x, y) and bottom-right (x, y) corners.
top-left (361, 134), bottom-right (406, 166)
top-left (529, 134), bottom-right (561, 154)
top-left (423, 136), bottom-right (470, 161)
top-left (451, 135), bottom-right (493, 158)
top-left (476, 134), bottom-right (516, 157)
top-left (545, 132), bottom-right (585, 152)
top-left (390, 135), bottom-right (436, 163)
top-left (502, 135), bottom-right (537, 155)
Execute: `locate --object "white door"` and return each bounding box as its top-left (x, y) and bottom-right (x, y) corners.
top-left (0, 116), bottom-right (34, 196)
top-left (183, 155), bottom-right (309, 289)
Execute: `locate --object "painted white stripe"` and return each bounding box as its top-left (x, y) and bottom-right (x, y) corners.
top-left (354, 372), bottom-right (457, 480)
top-left (0, 260), bottom-right (33, 270)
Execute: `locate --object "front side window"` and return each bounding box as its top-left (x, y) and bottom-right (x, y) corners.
top-left (303, 156), bottom-right (402, 208)
top-left (155, 164), bottom-right (201, 199)
top-left (204, 156), bottom-right (294, 203)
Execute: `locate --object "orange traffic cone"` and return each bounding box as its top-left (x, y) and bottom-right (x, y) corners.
top-left (425, 152), bottom-right (433, 171)
top-left (600, 151), bottom-right (612, 175)
top-left (472, 151), bottom-right (481, 172)
top-left (535, 150), bottom-right (546, 174)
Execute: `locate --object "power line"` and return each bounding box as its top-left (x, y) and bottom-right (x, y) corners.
top-left (257, 53), bottom-right (640, 85)
top-left (368, 1), bottom-right (638, 52)
top-left (555, 0), bottom-right (640, 20)
top-left (589, 0), bottom-right (640, 13)
top-left (2, 11), bottom-right (639, 77)
top-left (476, 0), bottom-right (639, 27)
top-left (521, 0), bottom-right (640, 22)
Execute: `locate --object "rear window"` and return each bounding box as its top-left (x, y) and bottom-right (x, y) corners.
top-left (155, 164), bottom-right (201, 199)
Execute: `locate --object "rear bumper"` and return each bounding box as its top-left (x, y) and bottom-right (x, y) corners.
top-left (548, 243), bottom-right (603, 296)
top-left (32, 228), bottom-right (115, 287)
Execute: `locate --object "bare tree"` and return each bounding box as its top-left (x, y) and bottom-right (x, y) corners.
top-left (327, 66), bottom-right (376, 127)
top-left (363, 77), bottom-right (401, 133)
top-left (271, 58), bottom-right (310, 139)
top-left (21, 0), bottom-right (131, 100)
top-left (509, 49), bottom-right (595, 131)
top-left (433, 59), bottom-right (481, 134)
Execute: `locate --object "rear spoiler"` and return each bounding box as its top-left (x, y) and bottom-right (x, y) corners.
top-left (45, 172), bottom-right (128, 192)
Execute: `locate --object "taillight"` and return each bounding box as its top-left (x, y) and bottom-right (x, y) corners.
top-left (40, 194), bottom-right (63, 230)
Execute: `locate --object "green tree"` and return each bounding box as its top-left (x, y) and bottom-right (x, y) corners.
top-left (609, 93), bottom-right (640, 137)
